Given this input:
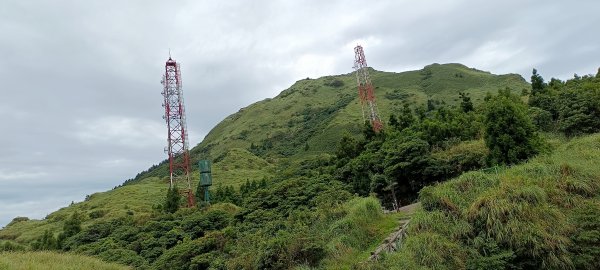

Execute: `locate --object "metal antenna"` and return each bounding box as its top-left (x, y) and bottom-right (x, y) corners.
top-left (353, 45), bottom-right (383, 133)
top-left (161, 55), bottom-right (195, 207)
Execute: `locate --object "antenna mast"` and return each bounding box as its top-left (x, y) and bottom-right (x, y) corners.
top-left (161, 55), bottom-right (195, 207)
top-left (353, 45), bottom-right (383, 133)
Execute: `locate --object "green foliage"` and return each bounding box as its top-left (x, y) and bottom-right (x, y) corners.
top-left (459, 92), bottom-right (474, 112)
top-left (336, 98), bottom-right (488, 208)
top-left (29, 215), bottom-right (83, 251)
top-left (152, 233), bottom-right (225, 270)
top-left (484, 89), bottom-right (541, 165)
top-left (389, 104), bottom-right (415, 130)
top-left (569, 201), bottom-right (600, 270)
top-left (556, 84), bottom-right (600, 136)
top-left (528, 69), bottom-right (600, 136)
top-left (530, 68), bottom-right (547, 96)
top-left (0, 251), bottom-right (131, 270)
top-left (98, 248), bottom-right (147, 269)
top-left (164, 185), bottom-right (181, 214)
top-left (63, 212), bottom-right (82, 235)
top-left (529, 106), bottom-right (554, 131)
top-left (377, 133), bottom-right (600, 270)
top-left (0, 240), bottom-right (27, 252)
top-left (31, 230), bottom-right (58, 251)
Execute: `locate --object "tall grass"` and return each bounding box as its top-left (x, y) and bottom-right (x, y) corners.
top-left (322, 197), bottom-right (399, 269)
top-left (372, 134), bottom-right (600, 270)
top-left (0, 251), bottom-right (130, 270)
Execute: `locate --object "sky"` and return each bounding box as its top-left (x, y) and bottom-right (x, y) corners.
top-left (1, 0), bottom-right (599, 227)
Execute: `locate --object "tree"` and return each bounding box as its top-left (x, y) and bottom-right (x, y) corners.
top-left (370, 174), bottom-right (399, 211)
top-left (57, 211), bottom-right (83, 249)
top-left (396, 103), bottom-right (415, 130)
top-left (388, 114), bottom-right (399, 129)
top-left (557, 86), bottom-right (600, 136)
top-left (382, 132), bottom-right (432, 202)
top-left (484, 89), bottom-right (542, 165)
top-left (164, 185), bottom-right (181, 213)
top-left (459, 92), bottom-right (474, 113)
top-left (335, 133), bottom-right (363, 162)
top-left (63, 211), bottom-right (82, 236)
top-left (528, 69), bottom-right (558, 115)
top-left (530, 68), bottom-right (546, 96)
top-left (33, 230), bottom-right (58, 250)
top-left (427, 98), bottom-right (436, 111)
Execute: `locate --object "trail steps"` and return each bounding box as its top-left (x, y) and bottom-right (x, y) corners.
top-left (369, 202), bottom-right (420, 261)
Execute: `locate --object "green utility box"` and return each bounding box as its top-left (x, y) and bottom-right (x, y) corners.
top-left (199, 160), bottom-right (211, 173)
top-left (200, 173), bottom-right (212, 186)
top-left (198, 160), bottom-right (213, 204)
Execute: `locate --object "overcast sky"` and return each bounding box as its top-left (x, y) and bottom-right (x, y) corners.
top-left (1, 0), bottom-right (599, 227)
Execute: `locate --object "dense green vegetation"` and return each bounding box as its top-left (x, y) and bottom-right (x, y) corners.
top-left (529, 69), bottom-right (600, 136)
top-left (1, 64), bottom-right (599, 269)
top-left (365, 133), bottom-right (600, 270)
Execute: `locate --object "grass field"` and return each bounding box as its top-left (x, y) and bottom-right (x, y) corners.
top-left (0, 251), bottom-right (130, 270)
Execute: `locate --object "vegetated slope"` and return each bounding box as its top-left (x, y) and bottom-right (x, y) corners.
top-left (0, 63), bottom-right (528, 244)
top-left (367, 133), bottom-right (600, 270)
top-left (134, 63), bottom-right (527, 182)
top-left (0, 251), bottom-right (130, 270)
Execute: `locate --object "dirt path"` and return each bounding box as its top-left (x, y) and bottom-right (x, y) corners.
top-left (369, 202), bottom-right (420, 261)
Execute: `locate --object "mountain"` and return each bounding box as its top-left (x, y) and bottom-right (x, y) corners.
top-left (0, 63), bottom-right (528, 242)
top-left (0, 63), bottom-right (532, 268)
top-left (127, 63), bottom-right (528, 185)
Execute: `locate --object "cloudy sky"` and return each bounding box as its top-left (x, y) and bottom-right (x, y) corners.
top-left (1, 0), bottom-right (598, 227)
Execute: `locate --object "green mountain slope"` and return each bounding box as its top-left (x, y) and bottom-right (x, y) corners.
top-left (0, 63), bottom-right (528, 245)
top-left (131, 63), bottom-right (527, 184)
top-left (195, 63), bottom-right (526, 161)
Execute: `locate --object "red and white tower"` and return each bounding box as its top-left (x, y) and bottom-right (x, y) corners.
top-left (353, 45), bottom-right (383, 133)
top-left (161, 56), bottom-right (195, 207)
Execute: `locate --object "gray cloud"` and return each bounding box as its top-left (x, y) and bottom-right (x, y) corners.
top-left (1, 0), bottom-right (599, 227)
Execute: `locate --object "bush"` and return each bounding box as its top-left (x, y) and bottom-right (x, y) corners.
top-left (98, 248), bottom-right (147, 268)
top-left (484, 89), bottom-right (542, 165)
top-left (569, 201), bottom-right (600, 270)
top-left (0, 240), bottom-right (27, 251)
top-left (152, 233), bottom-right (225, 270)
top-left (89, 209), bottom-right (107, 219)
top-left (181, 209), bottom-right (233, 239)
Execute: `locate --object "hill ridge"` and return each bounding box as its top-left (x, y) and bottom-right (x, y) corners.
top-left (0, 62), bottom-right (529, 242)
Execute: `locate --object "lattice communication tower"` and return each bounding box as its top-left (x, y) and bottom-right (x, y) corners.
top-left (353, 45), bottom-right (383, 133)
top-left (161, 56), bottom-right (195, 207)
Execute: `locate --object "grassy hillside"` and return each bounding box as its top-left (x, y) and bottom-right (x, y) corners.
top-left (130, 63), bottom-right (527, 185)
top-left (194, 63), bottom-right (526, 161)
top-left (0, 177), bottom-right (166, 243)
top-left (0, 64), bottom-right (527, 244)
top-left (0, 251), bottom-right (130, 270)
top-left (368, 133), bottom-right (600, 269)
top-left (0, 63), bottom-right (529, 253)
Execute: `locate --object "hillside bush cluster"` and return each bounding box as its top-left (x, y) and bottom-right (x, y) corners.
top-left (528, 69), bottom-right (600, 136)
top-left (334, 89), bottom-right (543, 209)
top-left (26, 161), bottom-right (385, 269)
top-left (366, 134), bottom-right (600, 270)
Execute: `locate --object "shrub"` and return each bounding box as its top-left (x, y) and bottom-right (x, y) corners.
top-left (484, 89), bottom-right (542, 165)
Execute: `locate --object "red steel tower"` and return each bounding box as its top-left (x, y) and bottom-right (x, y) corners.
top-left (161, 56), bottom-right (195, 207)
top-left (353, 45), bottom-right (383, 133)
